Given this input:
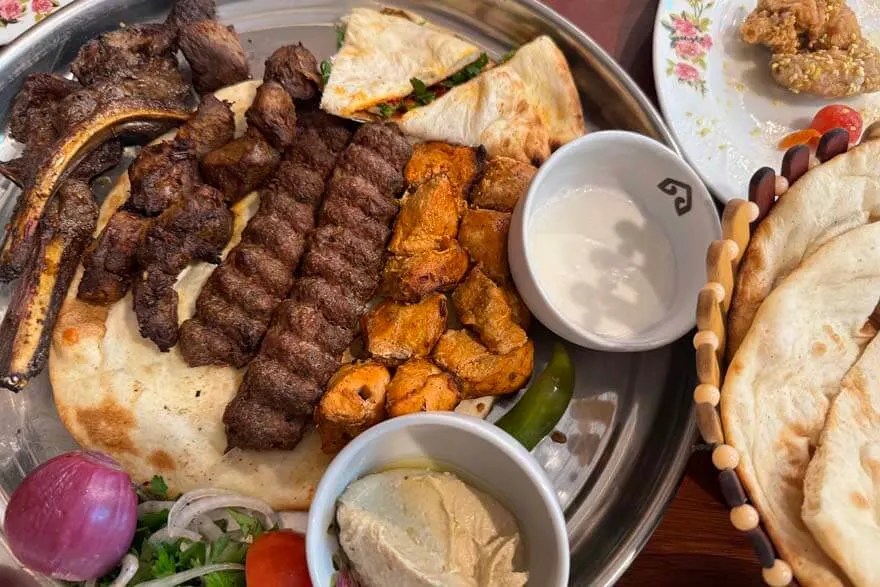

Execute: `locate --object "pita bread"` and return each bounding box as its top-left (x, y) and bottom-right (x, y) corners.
top-left (49, 81), bottom-right (331, 510)
top-left (321, 7), bottom-right (482, 118)
top-left (497, 36), bottom-right (585, 149)
top-left (397, 67), bottom-right (551, 164)
top-left (727, 138), bottom-right (880, 359)
top-left (722, 221), bottom-right (880, 587)
top-left (803, 334), bottom-right (880, 587)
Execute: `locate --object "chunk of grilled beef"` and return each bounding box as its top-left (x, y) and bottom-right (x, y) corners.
top-left (133, 182), bottom-right (232, 350)
top-left (179, 20), bottom-right (250, 94)
top-left (165, 0), bottom-right (216, 34)
top-left (174, 95), bottom-right (235, 157)
top-left (179, 110), bottom-right (352, 368)
top-left (71, 24), bottom-right (179, 86)
top-left (245, 81), bottom-right (297, 150)
top-left (0, 181), bottom-right (97, 391)
top-left (264, 43), bottom-right (322, 102)
top-left (126, 142), bottom-right (199, 216)
top-left (223, 122), bottom-right (412, 451)
top-left (200, 132), bottom-right (280, 203)
top-left (77, 211), bottom-right (150, 305)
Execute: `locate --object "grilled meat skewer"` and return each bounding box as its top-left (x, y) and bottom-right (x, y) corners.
top-left (180, 109), bottom-right (352, 367)
top-left (223, 122), bottom-right (412, 451)
top-left (0, 181), bottom-right (98, 391)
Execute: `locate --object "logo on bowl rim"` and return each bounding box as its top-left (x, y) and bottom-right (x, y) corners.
top-left (657, 178), bottom-right (692, 216)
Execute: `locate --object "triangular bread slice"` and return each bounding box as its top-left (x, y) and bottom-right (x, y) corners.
top-left (397, 67), bottom-right (551, 165)
top-left (321, 8), bottom-right (482, 118)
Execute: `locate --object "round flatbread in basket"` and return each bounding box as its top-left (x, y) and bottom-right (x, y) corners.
top-left (694, 124), bottom-right (880, 587)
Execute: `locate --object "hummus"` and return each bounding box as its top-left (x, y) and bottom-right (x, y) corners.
top-left (336, 468), bottom-right (528, 587)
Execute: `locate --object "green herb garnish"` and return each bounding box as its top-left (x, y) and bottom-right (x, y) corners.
top-left (500, 48), bottom-right (518, 63)
top-left (335, 24), bottom-right (346, 48)
top-left (136, 475), bottom-right (169, 502)
top-left (228, 509), bottom-right (265, 539)
top-left (440, 52), bottom-right (489, 87)
top-left (410, 78), bottom-right (436, 105)
top-left (320, 60), bottom-right (332, 85)
top-left (377, 102), bottom-right (399, 117)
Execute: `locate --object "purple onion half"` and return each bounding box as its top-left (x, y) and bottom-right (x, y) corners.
top-left (3, 451), bottom-right (138, 581)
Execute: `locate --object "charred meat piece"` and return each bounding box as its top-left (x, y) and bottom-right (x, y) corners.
top-left (0, 181), bottom-right (97, 391)
top-left (179, 20), bottom-right (250, 93)
top-left (245, 81), bottom-right (297, 150)
top-left (224, 389), bottom-right (308, 451)
top-left (223, 122), bottom-right (412, 451)
top-left (457, 208), bottom-right (511, 284)
top-left (174, 94), bottom-right (234, 157)
top-left (316, 361), bottom-right (390, 454)
top-left (452, 267), bottom-right (528, 354)
top-left (179, 111), bottom-right (352, 368)
top-left (385, 358), bottom-right (460, 418)
top-left (200, 133), bottom-right (280, 202)
top-left (78, 211), bottom-right (150, 305)
top-left (126, 142), bottom-right (199, 216)
top-left (0, 100), bottom-right (191, 281)
top-left (134, 182), bottom-right (232, 351)
top-left (379, 244), bottom-right (470, 302)
top-left (361, 293), bottom-right (448, 365)
top-left (264, 43), bottom-right (322, 101)
top-left (404, 142), bottom-right (485, 200)
top-left (166, 0), bottom-right (216, 34)
top-left (469, 156), bottom-right (536, 212)
top-left (388, 175), bottom-right (459, 255)
top-left (9, 73), bottom-right (80, 143)
top-left (71, 24), bottom-right (178, 86)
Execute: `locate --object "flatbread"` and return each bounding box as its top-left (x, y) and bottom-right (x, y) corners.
top-left (498, 36), bottom-right (585, 149)
top-left (50, 81), bottom-right (331, 510)
top-left (397, 67), bottom-right (551, 165)
top-left (803, 334), bottom-right (880, 587)
top-left (321, 7), bottom-right (481, 118)
top-left (727, 138), bottom-right (880, 359)
top-left (722, 221), bottom-right (880, 587)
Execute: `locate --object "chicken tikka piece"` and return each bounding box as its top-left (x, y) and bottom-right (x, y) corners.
top-left (432, 329), bottom-right (534, 398)
top-left (316, 361), bottom-right (390, 454)
top-left (458, 208), bottom-right (511, 283)
top-left (404, 141), bottom-right (485, 202)
top-left (361, 293), bottom-right (448, 365)
top-left (469, 156), bottom-right (537, 212)
top-left (386, 358), bottom-right (460, 418)
top-left (452, 267), bottom-right (529, 354)
top-left (380, 244), bottom-right (470, 302)
top-left (388, 175), bottom-right (460, 255)
top-left (740, 0), bottom-right (880, 96)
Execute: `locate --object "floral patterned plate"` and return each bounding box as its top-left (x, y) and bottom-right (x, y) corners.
top-left (652, 0), bottom-right (880, 202)
top-left (0, 0), bottom-right (71, 46)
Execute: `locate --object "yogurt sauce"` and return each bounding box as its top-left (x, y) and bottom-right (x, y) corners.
top-left (528, 185), bottom-right (676, 339)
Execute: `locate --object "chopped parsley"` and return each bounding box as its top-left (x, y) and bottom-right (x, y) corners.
top-left (320, 60), bottom-right (332, 85)
top-left (336, 24), bottom-right (346, 48)
top-left (440, 52), bottom-right (489, 87)
top-left (377, 102), bottom-right (400, 118)
top-left (136, 474), bottom-right (169, 501)
top-left (409, 78), bottom-right (436, 105)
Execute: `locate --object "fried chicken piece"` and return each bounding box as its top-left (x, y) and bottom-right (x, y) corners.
top-left (452, 268), bottom-right (528, 354)
top-left (361, 293), bottom-right (448, 365)
top-left (469, 156), bottom-right (536, 212)
top-left (404, 142), bottom-right (485, 200)
top-left (379, 244), bottom-right (470, 302)
top-left (387, 175), bottom-right (459, 255)
top-left (316, 361), bottom-right (390, 453)
top-left (741, 0), bottom-right (863, 54)
top-left (386, 358), bottom-right (460, 418)
top-left (432, 329), bottom-right (534, 398)
top-left (458, 208), bottom-right (510, 283)
top-left (502, 286), bottom-right (532, 330)
top-left (770, 44), bottom-right (880, 96)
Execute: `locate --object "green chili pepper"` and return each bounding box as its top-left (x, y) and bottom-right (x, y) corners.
top-left (496, 342), bottom-right (575, 450)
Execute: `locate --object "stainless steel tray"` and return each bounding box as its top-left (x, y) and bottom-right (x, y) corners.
top-left (0, 1), bottom-right (696, 585)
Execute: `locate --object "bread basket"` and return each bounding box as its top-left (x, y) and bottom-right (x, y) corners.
top-left (693, 122), bottom-right (880, 587)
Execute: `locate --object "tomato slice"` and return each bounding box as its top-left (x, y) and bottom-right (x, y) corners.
top-left (809, 105), bottom-right (863, 144)
top-left (777, 128), bottom-right (821, 150)
top-left (246, 530), bottom-right (312, 587)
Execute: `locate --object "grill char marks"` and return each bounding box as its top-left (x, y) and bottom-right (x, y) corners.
top-left (179, 110), bottom-right (352, 368)
top-left (223, 122), bottom-right (412, 451)
top-left (77, 97), bottom-right (235, 307)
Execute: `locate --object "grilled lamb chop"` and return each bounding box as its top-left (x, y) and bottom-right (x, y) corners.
top-left (245, 81), bottom-right (297, 150)
top-left (70, 24), bottom-right (179, 86)
top-left (180, 109), bottom-right (352, 367)
top-left (264, 43), bottom-right (322, 102)
top-left (0, 180), bottom-right (98, 391)
top-left (223, 122), bottom-right (412, 451)
top-left (179, 20), bottom-right (250, 93)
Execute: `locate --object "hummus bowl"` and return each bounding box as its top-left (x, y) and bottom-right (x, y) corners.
top-left (305, 412), bottom-right (570, 586)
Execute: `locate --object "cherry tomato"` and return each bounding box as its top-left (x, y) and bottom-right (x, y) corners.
top-left (809, 105), bottom-right (863, 144)
top-left (246, 530), bottom-right (312, 587)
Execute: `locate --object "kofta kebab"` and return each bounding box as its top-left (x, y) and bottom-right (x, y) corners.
top-left (0, 0), bottom-right (580, 456)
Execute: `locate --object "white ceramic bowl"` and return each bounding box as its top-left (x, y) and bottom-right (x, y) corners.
top-left (306, 412), bottom-right (569, 586)
top-left (509, 130), bottom-right (720, 352)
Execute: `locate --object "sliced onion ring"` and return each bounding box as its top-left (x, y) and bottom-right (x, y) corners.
top-left (134, 563), bottom-right (244, 587)
top-left (170, 495), bottom-right (278, 535)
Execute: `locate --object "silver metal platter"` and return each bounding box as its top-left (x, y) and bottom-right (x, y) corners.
top-left (0, 1), bottom-right (696, 585)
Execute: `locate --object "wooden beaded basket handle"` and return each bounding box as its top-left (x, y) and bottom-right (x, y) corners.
top-left (694, 121), bottom-right (880, 587)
